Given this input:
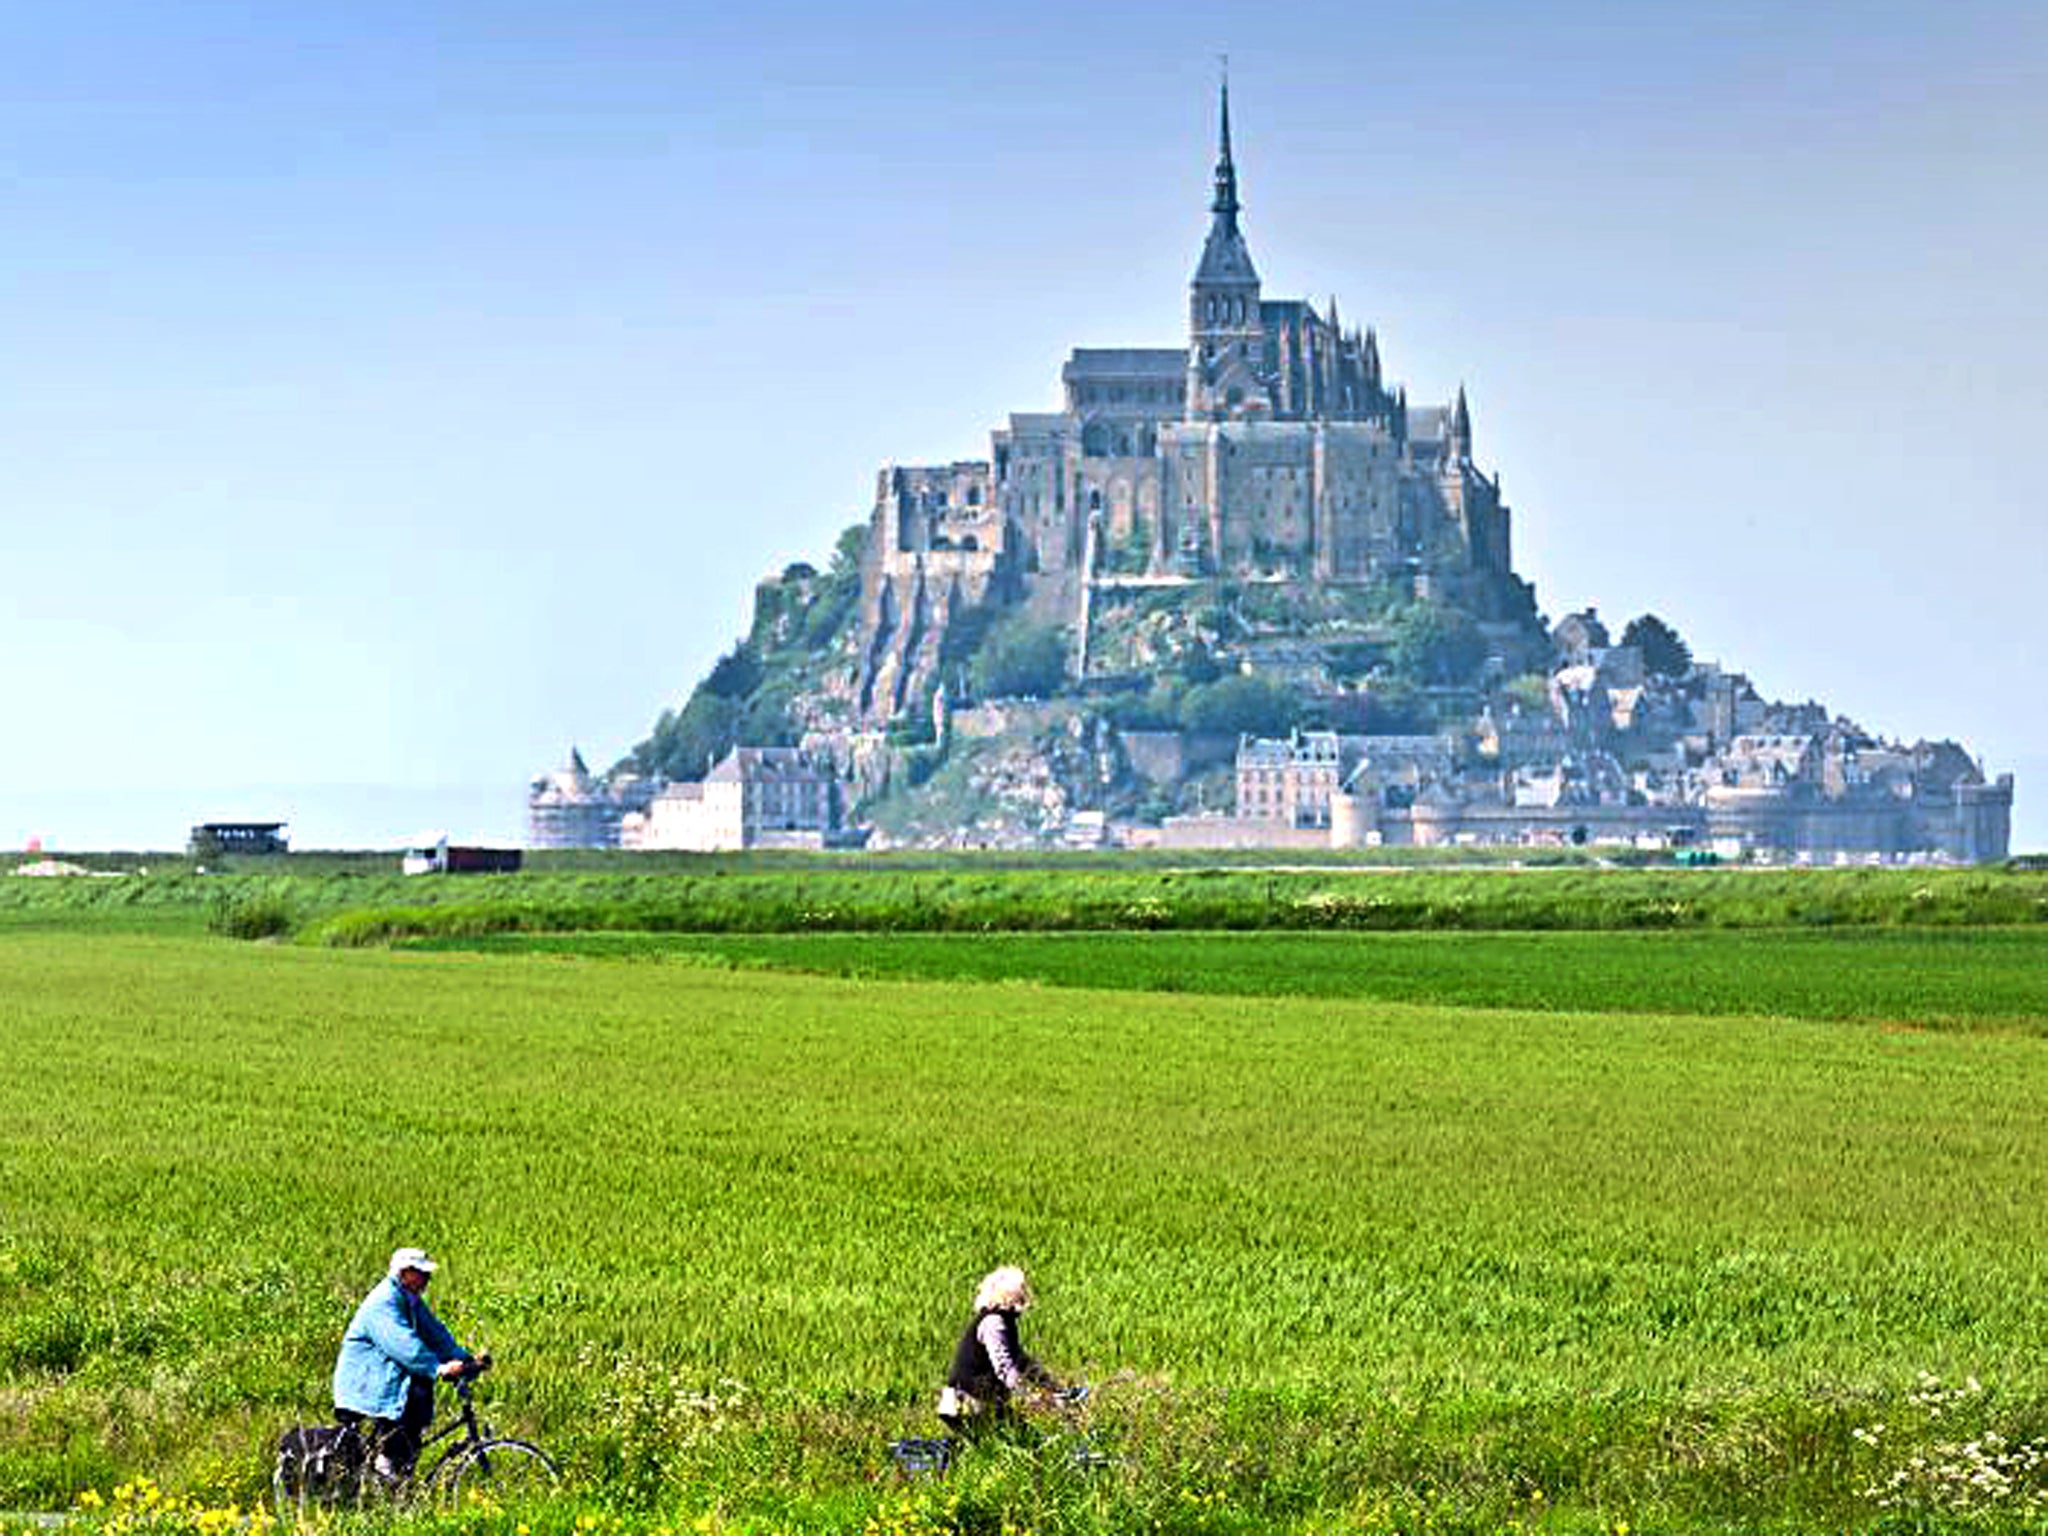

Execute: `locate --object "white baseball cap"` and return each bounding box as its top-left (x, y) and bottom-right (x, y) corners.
top-left (388, 1247), bottom-right (438, 1277)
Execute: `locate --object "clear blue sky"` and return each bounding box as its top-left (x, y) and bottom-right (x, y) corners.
top-left (5, 1), bottom-right (2044, 850)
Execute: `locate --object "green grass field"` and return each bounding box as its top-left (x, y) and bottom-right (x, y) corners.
top-left (6, 876), bottom-right (2048, 1533)
top-left (403, 927), bottom-right (2048, 1032)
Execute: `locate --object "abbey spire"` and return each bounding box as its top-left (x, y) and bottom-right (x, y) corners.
top-left (1187, 70), bottom-right (1268, 419)
top-left (1212, 74), bottom-right (1239, 220)
top-left (1193, 73), bottom-right (1258, 288)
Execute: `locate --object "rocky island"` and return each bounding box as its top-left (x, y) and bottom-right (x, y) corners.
top-left (533, 87), bottom-right (2012, 862)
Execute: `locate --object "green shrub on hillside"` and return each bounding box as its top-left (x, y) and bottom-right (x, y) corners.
top-left (970, 620), bottom-right (1070, 700)
top-left (1179, 673), bottom-right (1294, 736)
top-left (204, 885), bottom-right (297, 941)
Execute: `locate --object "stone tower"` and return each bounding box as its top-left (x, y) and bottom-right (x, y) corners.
top-left (1186, 77), bottom-right (1269, 421)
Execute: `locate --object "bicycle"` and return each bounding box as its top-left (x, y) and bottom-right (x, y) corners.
top-left (274, 1355), bottom-right (558, 1517)
top-left (891, 1383), bottom-right (1107, 1478)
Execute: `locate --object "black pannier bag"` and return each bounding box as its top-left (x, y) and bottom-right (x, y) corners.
top-left (274, 1422), bottom-right (366, 1497)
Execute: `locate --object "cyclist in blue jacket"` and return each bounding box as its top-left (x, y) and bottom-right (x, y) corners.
top-left (332, 1247), bottom-right (474, 1480)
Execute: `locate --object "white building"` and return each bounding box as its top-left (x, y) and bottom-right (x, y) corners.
top-left (627, 748), bottom-right (839, 852)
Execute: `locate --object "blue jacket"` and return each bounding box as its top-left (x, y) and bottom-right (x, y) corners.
top-left (332, 1276), bottom-right (471, 1419)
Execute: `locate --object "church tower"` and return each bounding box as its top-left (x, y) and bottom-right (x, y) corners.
top-left (1186, 76), bottom-right (1269, 420)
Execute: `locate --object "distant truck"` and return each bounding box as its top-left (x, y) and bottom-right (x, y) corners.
top-left (401, 839), bottom-right (522, 876)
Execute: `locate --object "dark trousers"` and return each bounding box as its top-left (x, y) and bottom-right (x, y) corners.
top-left (337, 1378), bottom-right (434, 1474)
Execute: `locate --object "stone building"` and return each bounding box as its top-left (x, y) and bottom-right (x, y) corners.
top-left (1236, 730), bottom-right (1343, 829)
top-left (855, 83), bottom-right (1532, 725)
top-left (1550, 609), bottom-right (1611, 665)
top-left (1236, 731), bottom-right (1456, 832)
top-left (625, 747), bottom-right (840, 852)
top-left (1316, 680), bottom-right (2014, 861)
top-left (526, 747), bottom-right (652, 848)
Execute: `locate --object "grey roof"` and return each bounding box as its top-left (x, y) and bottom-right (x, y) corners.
top-left (1408, 405), bottom-right (1448, 440)
top-left (705, 747), bottom-right (830, 784)
top-left (1348, 734), bottom-right (1453, 759)
top-left (1006, 412), bottom-right (1072, 436)
top-left (1064, 349), bottom-right (1185, 377)
top-left (1193, 221), bottom-right (1259, 286)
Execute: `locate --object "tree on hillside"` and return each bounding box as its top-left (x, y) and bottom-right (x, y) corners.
top-left (1171, 638), bottom-right (1225, 687)
top-left (972, 622), bottom-right (1069, 700)
top-left (1362, 675), bottom-right (1428, 734)
top-left (828, 521), bottom-right (868, 579)
top-left (1179, 673), bottom-right (1295, 737)
top-left (1389, 602), bottom-right (1487, 687)
top-left (702, 644), bottom-right (762, 700)
top-left (628, 691), bottom-right (740, 781)
top-left (1621, 613), bottom-right (1692, 680)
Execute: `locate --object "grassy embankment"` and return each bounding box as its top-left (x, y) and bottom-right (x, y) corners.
top-left (5, 865), bottom-right (2048, 1533)
top-left (3, 859), bottom-right (2045, 944)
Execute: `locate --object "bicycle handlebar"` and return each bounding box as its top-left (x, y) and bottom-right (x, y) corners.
top-left (449, 1352), bottom-right (493, 1390)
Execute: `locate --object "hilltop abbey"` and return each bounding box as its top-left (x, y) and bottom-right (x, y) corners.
top-left (854, 83), bottom-right (1532, 724)
top-left (541, 82), bottom-right (2011, 862)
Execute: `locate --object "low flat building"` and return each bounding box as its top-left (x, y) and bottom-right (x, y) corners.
top-left (189, 822), bottom-right (287, 857)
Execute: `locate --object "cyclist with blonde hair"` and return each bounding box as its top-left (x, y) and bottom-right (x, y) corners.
top-left (936, 1265), bottom-right (1062, 1438)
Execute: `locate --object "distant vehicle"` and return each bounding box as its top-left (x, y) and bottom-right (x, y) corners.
top-left (401, 839), bottom-right (522, 876)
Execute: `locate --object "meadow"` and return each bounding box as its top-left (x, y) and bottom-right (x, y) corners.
top-left (5, 856), bottom-right (2047, 942)
top-left (4, 865), bottom-right (2048, 1534)
top-left (408, 927), bottom-right (2048, 1032)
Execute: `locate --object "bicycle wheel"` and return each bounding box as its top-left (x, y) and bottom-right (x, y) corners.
top-left (432, 1437), bottom-right (558, 1510)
